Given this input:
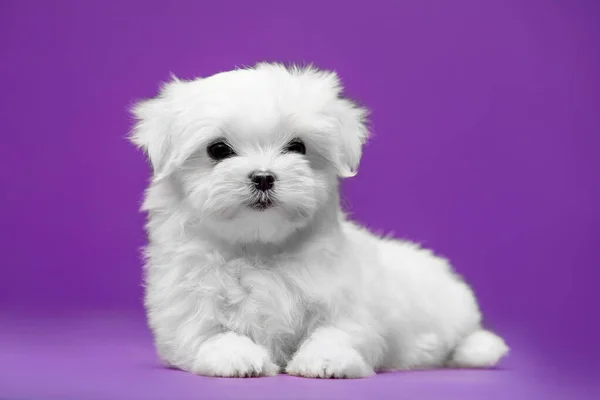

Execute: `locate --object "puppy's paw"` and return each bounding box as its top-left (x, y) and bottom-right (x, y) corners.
top-left (286, 343), bottom-right (374, 379)
top-left (193, 332), bottom-right (279, 377)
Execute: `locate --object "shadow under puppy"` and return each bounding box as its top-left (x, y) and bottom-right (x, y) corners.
top-left (129, 62), bottom-right (508, 378)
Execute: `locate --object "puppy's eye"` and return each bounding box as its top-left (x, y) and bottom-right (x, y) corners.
top-left (207, 141), bottom-right (236, 161)
top-left (284, 139), bottom-right (306, 155)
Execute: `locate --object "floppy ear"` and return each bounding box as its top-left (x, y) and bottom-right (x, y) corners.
top-left (332, 98), bottom-right (370, 178)
top-left (129, 78), bottom-right (183, 180)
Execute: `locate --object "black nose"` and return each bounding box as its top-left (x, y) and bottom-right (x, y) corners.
top-left (250, 171), bottom-right (276, 191)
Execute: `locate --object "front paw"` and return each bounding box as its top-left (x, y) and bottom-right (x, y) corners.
top-left (193, 332), bottom-right (279, 377)
top-left (286, 343), bottom-right (374, 379)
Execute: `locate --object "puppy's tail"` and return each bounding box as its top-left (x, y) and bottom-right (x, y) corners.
top-left (447, 329), bottom-right (509, 368)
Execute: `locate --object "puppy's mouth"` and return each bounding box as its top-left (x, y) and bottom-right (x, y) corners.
top-left (247, 191), bottom-right (276, 211)
top-left (250, 198), bottom-right (275, 211)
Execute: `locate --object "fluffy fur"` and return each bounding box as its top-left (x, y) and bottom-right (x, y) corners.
top-left (130, 62), bottom-right (508, 378)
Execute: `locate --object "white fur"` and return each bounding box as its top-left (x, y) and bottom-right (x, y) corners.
top-left (130, 63), bottom-right (509, 378)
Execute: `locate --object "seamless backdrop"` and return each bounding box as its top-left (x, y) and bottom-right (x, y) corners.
top-left (1, 1), bottom-right (599, 399)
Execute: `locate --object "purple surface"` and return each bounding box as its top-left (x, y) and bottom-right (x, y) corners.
top-left (0, 313), bottom-right (594, 400)
top-left (1, 0), bottom-right (599, 398)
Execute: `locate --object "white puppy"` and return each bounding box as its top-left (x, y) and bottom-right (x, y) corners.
top-left (130, 63), bottom-right (508, 378)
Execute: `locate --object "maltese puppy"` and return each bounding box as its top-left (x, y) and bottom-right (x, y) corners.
top-left (130, 63), bottom-right (509, 378)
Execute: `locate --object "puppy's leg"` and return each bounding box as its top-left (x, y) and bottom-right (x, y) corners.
top-left (447, 329), bottom-right (509, 368)
top-left (191, 332), bottom-right (279, 377)
top-left (286, 325), bottom-right (376, 379)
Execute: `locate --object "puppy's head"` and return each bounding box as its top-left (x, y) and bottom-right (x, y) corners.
top-left (131, 63), bottom-right (369, 244)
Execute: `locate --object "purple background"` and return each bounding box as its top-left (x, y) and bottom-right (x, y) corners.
top-left (1, 0), bottom-right (599, 399)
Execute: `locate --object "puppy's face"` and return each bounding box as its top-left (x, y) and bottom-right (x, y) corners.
top-left (131, 63), bottom-right (369, 244)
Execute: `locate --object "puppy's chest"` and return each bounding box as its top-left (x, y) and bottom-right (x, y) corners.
top-left (208, 259), bottom-right (311, 346)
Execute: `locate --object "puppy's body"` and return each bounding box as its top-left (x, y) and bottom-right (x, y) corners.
top-left (132, 63), bottom-right (508, 378)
